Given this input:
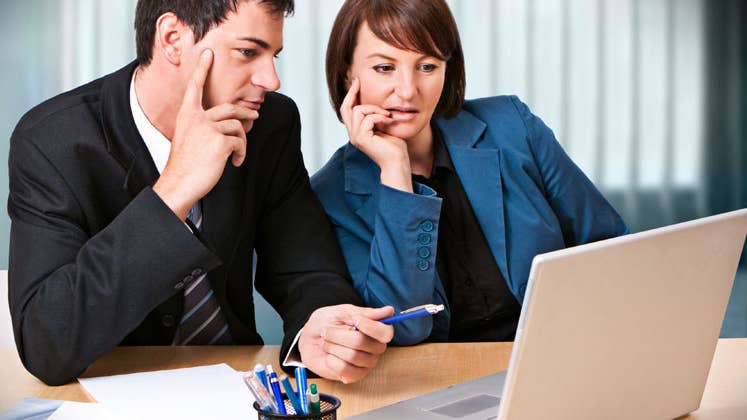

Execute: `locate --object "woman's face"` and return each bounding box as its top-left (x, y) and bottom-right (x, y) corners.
top-left (348, 22), bottom-right (446, 143)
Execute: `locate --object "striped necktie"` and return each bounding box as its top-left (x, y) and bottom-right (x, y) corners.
top-left (173, 203), bottom-right (232, 345)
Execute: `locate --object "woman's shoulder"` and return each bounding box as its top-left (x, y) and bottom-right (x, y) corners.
top-left (310, 143), bottom-right (350, 197)
top-left (460, 95), bottom-right (532, 125)
top-left (437, 95), bottom-right (537, 143)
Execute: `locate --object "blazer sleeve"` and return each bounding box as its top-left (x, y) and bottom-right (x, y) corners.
top-left (331, 183), bottom-right (444, 346)
top-left (7, 133), bottom-right (221, 386)
top-left (251, 103), bottom-right (365, 371)
top-left (510, 96), bottom-right (628, 245)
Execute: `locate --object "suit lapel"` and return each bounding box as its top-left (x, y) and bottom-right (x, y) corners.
top-left (99, 61), bottom-right (160, 199)
top-left (343, 144), bottom-right (381, 231)
top-left (201, 163), bottom-right (246, 265)
top-left (437, 113), bottom-right (510, 283)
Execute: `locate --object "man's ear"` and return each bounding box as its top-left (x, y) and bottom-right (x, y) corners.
top-left (154, 12), bottom-right (189, 65)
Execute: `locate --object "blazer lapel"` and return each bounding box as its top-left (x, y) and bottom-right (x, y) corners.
top-left (99, 61), bottom-right (160, 198)
top-left (343, 144), bottom-right (381, 230)
top-left (201, 163), bottom-right (246, 265)
top-left (436, 113), bottom-right (511, 283)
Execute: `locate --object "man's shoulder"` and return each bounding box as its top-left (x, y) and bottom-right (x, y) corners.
top-left (253, 91), bottom-right (299, 132)
top-left (13, 76), bottom-right (107, 139)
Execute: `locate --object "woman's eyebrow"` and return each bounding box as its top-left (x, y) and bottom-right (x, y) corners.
top-left (366, 53), bottom-right (397, 61)
top-left (366, 52), bottom-right (436, 61)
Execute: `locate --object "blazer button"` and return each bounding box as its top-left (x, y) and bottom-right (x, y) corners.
top-left (420, 220), bottom-right (435, 232)
top-left (174, 281), bottom-right (185, 290)
top-left (417, 233), bottom-right (432, 245)
top-left (191, 268), bottom-right (204, 276)
top-left (417, 247), bottom-right (431, 258)
top-left (161, 314), bottom-right (176, 327)
top-left (417, 260), bottom-right (430, 271)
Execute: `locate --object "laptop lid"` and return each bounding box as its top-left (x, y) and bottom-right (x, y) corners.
top-left (498, 208), bottom-right (747, 420)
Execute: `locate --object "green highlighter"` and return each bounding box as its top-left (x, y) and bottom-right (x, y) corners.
top-left (308, 383), bottom-right (321, 414)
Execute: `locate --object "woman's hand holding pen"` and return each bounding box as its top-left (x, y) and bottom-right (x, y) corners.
top-left (299, 304), bottom-right (394, 384)
top-left (341, 78), bottom-right (413, 193)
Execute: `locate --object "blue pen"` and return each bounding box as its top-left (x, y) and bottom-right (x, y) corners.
top-left (295, 366), bottom-right (309, 414)
top-left (266, 365), bottom-right (287, 415)
top-left (380, 304), bottom-right (445, 325)
top-left (280, 374), bottom-right (303, 414)
top-left (254, 363), bottom-right (269, 391)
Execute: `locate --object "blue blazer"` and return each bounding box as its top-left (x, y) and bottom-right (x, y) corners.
top-left (311, 96), bottom-right (628, 345)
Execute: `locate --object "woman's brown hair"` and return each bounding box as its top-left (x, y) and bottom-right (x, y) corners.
top-left (326, 0), bottom-right (465, 121)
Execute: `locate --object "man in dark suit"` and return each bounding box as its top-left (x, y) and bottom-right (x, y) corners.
top-left (7, 0), bottom-right (393, 386)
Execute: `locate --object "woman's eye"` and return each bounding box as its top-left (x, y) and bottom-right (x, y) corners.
top-left (373, 64), bottom-right (395, 73)
top-left (419, 63), bottom-right (438, 72)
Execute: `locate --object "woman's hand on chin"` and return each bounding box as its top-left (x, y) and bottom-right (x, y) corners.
top-left (341, 78), bottom-right (413, 192)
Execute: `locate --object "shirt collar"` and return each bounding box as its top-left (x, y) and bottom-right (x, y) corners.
top-left (129, 68), bottom-right (171, 175)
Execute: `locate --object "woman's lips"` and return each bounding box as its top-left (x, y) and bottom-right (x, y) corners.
top-left (387, 109), bottom-right (418, 121)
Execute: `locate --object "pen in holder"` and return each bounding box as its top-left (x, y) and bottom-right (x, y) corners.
top-left (252, 393), bottom-right (341, 420)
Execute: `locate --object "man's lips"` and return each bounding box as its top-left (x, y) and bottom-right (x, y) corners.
top-left (238, 99), bottom-right (263, 111)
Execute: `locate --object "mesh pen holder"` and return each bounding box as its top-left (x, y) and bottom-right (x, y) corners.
top-left (253, 393), bottom-right (341, 420)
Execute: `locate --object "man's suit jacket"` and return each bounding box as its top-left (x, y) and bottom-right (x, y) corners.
top-left (311, 96), bottom-right (628, 345)
top-left (7, 62), bottom-right (363, 385)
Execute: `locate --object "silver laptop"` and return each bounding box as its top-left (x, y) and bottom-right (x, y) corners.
top-left (350, 208), bottom-right (747, 420)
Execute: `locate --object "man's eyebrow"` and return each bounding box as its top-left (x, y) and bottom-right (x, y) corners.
top-left (237, 37), bottom-right (283, 55)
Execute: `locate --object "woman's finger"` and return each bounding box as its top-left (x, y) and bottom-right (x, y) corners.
top-left (340, 78), bottom-right (360, 127)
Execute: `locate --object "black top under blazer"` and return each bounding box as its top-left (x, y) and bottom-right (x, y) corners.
top-left (7, 62), bottom-right (362, 385)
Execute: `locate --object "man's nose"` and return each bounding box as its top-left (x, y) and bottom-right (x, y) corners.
top-left (253, 58), bottom-right (281, 92)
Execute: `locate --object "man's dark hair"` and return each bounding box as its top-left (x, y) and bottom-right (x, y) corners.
top-left (135, 0), bottom-right (294, 65)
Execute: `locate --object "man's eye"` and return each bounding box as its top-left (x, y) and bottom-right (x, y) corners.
top-left (419, 63), bottom-right (438, 72)
top-left (373, 64), bottom-right (394, 73)
top-left (239, 49), bottom-right (258, 58)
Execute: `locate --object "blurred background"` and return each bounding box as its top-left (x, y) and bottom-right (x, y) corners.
top-left (0, 0), bottom-right (744, 345)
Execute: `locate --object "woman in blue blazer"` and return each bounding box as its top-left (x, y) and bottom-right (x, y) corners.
top-left (312, 0), bottom-right (628, 345)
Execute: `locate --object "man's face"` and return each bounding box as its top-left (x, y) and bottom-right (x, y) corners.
top-left (183, 0), bottom-right (283, 131)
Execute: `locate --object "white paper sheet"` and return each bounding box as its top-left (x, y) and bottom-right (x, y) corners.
top-left (78, 363), bottom-right (257, 420)
top-left (47, 401), bottom-right (120, 420)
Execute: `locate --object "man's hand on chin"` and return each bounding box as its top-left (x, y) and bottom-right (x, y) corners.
top-left (298, 304), bottom-right (395, 383)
